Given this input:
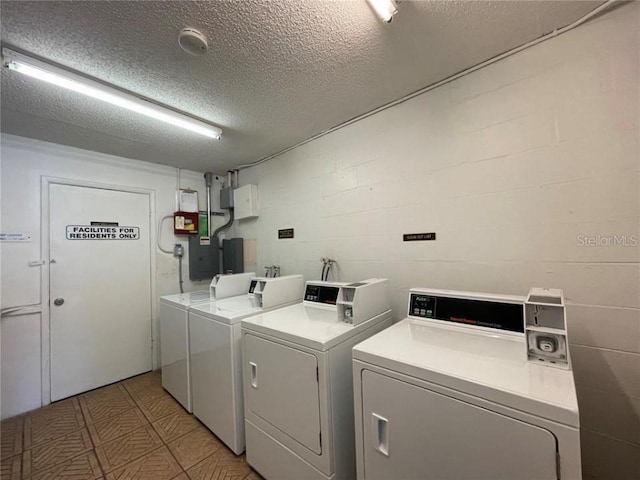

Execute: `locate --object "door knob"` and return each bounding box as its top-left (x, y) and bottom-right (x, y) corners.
top-left (53, 298), bottom-right (65, 306)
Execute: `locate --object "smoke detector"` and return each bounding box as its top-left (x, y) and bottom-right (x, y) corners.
top-left (178, 28), bottom-right (208, 56)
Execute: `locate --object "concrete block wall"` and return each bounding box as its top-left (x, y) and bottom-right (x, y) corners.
top-left (231, 4), bottom-right (640, 478)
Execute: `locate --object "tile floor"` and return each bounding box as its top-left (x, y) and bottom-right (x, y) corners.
top-left (0, 371), bottom-right (263, 480)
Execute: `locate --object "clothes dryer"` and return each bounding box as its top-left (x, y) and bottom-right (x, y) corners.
top-left (352, 288), bottom-right (581, 480)
top-left (242, 279), bottom-right (392, 480)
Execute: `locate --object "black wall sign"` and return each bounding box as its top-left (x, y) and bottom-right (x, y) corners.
top-left (91, 221), bottom-right (119, 226)
top-left (403, 232), bottom-right (436, 242)
top-left (278, 228), bottom-right (294, 239)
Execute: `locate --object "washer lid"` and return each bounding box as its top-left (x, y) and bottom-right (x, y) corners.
top-left (189, 295), bottom-right (302, 325)
top-left (353, 318), bottom-right (579, 427)
top-left (189, 295), bottom-right (262, 324)
top-left (242, 303), bottom-right (391, 351)
top-left (160, 289), bottom-right (213, 308)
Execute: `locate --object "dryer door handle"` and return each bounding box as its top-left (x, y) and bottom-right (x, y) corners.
top-left (372, 412), bottom-right (389, 456)
top-left (249, 362), bottom-right (258, 388)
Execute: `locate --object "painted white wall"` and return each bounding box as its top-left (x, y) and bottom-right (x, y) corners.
top-left (0, 134), bottom-right (220, 419)
top-left (231, 4), bottom-right (640, 479)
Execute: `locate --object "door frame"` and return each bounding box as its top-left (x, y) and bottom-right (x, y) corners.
top-left (40, 176), bottom-right (157, 406)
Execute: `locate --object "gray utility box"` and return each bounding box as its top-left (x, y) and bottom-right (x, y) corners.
top-left (220, 187), bottom-right (234, 210)
top-left (188, 236), bottom-right (220, 280)
top-left (223, 238), bottom-right (244, 274)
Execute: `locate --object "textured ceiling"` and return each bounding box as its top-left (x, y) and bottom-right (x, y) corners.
top-left (1, 0), bottom-right (605, 172)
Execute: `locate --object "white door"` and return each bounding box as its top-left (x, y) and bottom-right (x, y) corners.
top-left (49, 184), bottom-right (152, 401)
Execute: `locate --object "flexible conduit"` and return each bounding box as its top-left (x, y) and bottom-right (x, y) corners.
top-left (235, 0), bottom-right (618, 171)
top-left (157, 215), bottom-right (175, 254)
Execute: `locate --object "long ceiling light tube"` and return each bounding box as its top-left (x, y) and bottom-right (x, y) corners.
top-left (366, 0), bottom-right (398, 23)
top-left (2, 48), bottom-right (222, 139)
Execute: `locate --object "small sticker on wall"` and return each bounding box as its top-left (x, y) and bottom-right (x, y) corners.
top-left (0, 233), bottom-right (31, 242)
top-left (66, 225), bottom-right (140, 240)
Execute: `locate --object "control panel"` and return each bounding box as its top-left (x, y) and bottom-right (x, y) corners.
top-left (408, 293), bottom-right (525, 333)
top-left (249, 275), bottom-right (304, 310)
top-left (210, 272), bottom-right (256, 300)
top-left (304, 284), bottom-right (339, 305)
top-left (409, 294), bottom-right (436, 318)
top-left (337, 279), bottom-right (389, 325)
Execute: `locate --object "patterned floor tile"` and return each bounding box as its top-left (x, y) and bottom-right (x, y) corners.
top-left (138, 396), bottom-right (182, 423)
top-left (0, 416), bottom-right (23, 459)
top-left (95, 425), bottom-right (163, 473)
top-left (81, 385), bottom-right (132, 408)
top-left (29, 451), bottom-right (102, 480)
top-left (80, 386), bottom-right (137, 424)
top-left (167, 427), bottom-right (222, 470)
top-left (186, 448), bottom-right (251, 480)
top-left (246, 472), bottom-right (265, 480)
top-left (0, 455), bottom-right (21, 480)
top-left (104, 447), bottom-right (181, 480)
top-left (123, 372), bottom-right (160, 392)
top-left (29, 398), bottom-right (81, 426)
top-left (242, 472), bottom-right (264, 480)
top-left (88, 408), bottom-right (148, 446)
top-left (125, 383), bottom-right (167, 406)
top-left (24, 410), bottom-right (85, 449)
top-left (151, 410), bottom-right (199, 443)
top-left (22, 428), bottom-right (93, 477)
top-left (6, 373), bottom-right (262, 480)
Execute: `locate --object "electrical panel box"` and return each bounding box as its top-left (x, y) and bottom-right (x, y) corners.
top-left (233, 184), bottom-right (259, 220)
top-left (222, 238), bottom-right (244, 274)
top-left (188, 236), bottom-right (220, 280)
top-left (220, 187), bottom-right (234, 210)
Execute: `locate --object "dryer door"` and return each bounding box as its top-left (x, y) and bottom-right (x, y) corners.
top-left (244, 334), bottom-right (322, 454)
top-left (361, 370), bottom-right (558, 480)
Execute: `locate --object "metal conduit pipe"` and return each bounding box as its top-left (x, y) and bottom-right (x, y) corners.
top-left (234, 0), bottom-right (618, 172)
top-left (213, 208), bottom-right (234, 239)
top-left (204, 172), bottom-right (214, 237)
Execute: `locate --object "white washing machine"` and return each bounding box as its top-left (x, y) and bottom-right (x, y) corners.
top-left (353, 288), bottom-right (581, 480)
top-left (188, 274), bottom-right (305, 454)
top-left (159, 272), bottom-right (255, 412)
top-left (241, 279), bottom-right (392, 480)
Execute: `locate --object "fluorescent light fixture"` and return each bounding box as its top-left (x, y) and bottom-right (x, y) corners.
top-left (2, 48), bottom-right (222, 139)
top-left (366, 0), bottom-right (398, 23)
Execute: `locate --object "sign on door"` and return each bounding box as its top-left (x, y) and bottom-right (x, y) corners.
top-left (66, 225), bottom-right (140, 240)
